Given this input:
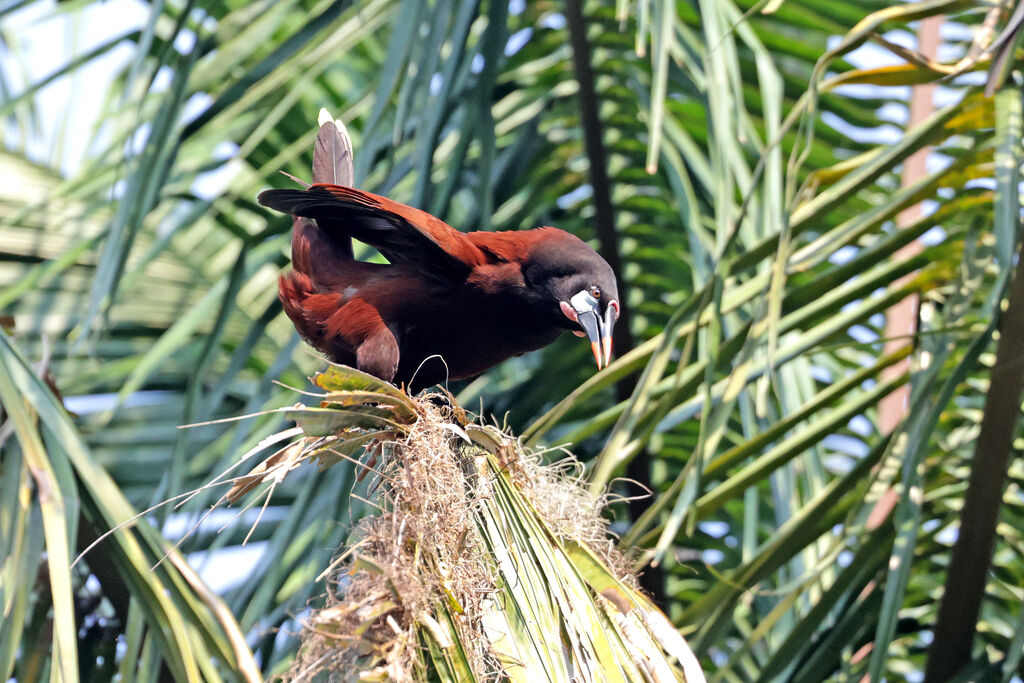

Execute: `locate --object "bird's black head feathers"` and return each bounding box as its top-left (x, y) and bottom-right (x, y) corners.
top-left (522, 230), bottom-right (619, 323)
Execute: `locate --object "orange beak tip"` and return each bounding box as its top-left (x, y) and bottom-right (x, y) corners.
top-left (590, 341), bottom-right (603, 369)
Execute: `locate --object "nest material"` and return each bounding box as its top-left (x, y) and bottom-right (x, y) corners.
top-left (236, 365), bottom-right (702, 683)
top-left (288, 404), bottom-right (494, 681)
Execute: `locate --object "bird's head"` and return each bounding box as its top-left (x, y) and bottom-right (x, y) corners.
top-left (523, 230), bottom-right (621, 370)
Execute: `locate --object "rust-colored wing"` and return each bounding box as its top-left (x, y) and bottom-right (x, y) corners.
top-left (259, 184), bottom-right (489, 282)
top-left (465, 227), bottom-right (569, 263)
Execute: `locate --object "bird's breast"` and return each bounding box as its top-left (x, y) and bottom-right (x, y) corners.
top-left (390, 282), bottom-right (561, 385)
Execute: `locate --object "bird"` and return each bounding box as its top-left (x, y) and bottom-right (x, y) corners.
top-left (258, 183), bottom-right (620, 391)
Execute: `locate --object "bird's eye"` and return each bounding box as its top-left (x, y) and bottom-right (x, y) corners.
top-left (590, 286), bottom-right (601, 299)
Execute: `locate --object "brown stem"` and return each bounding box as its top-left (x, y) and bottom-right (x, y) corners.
top-left (924, 237), bottom-right (1024, 681)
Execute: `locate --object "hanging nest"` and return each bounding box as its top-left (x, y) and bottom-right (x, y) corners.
top-left (226, 364), bottom-right (704, 682)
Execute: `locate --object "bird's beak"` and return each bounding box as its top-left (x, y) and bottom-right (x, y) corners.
top-left (561, 292), bottom-right (618, 370)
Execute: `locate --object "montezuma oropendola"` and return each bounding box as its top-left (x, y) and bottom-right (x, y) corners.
top-left (258, 183), bottom-right (619, 391)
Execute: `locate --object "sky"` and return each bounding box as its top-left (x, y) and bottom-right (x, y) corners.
top-left (3, 0), bottom-right (150, 173)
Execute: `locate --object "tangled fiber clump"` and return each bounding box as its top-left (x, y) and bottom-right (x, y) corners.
top-left (291, 405), bottom-right (496, 680)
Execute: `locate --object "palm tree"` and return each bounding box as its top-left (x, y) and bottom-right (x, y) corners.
top-left (1, 0), bottom-right (1022, 680)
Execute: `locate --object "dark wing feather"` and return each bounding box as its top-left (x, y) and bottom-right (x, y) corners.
top-left (259, 184), bottom-right (488, 281)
